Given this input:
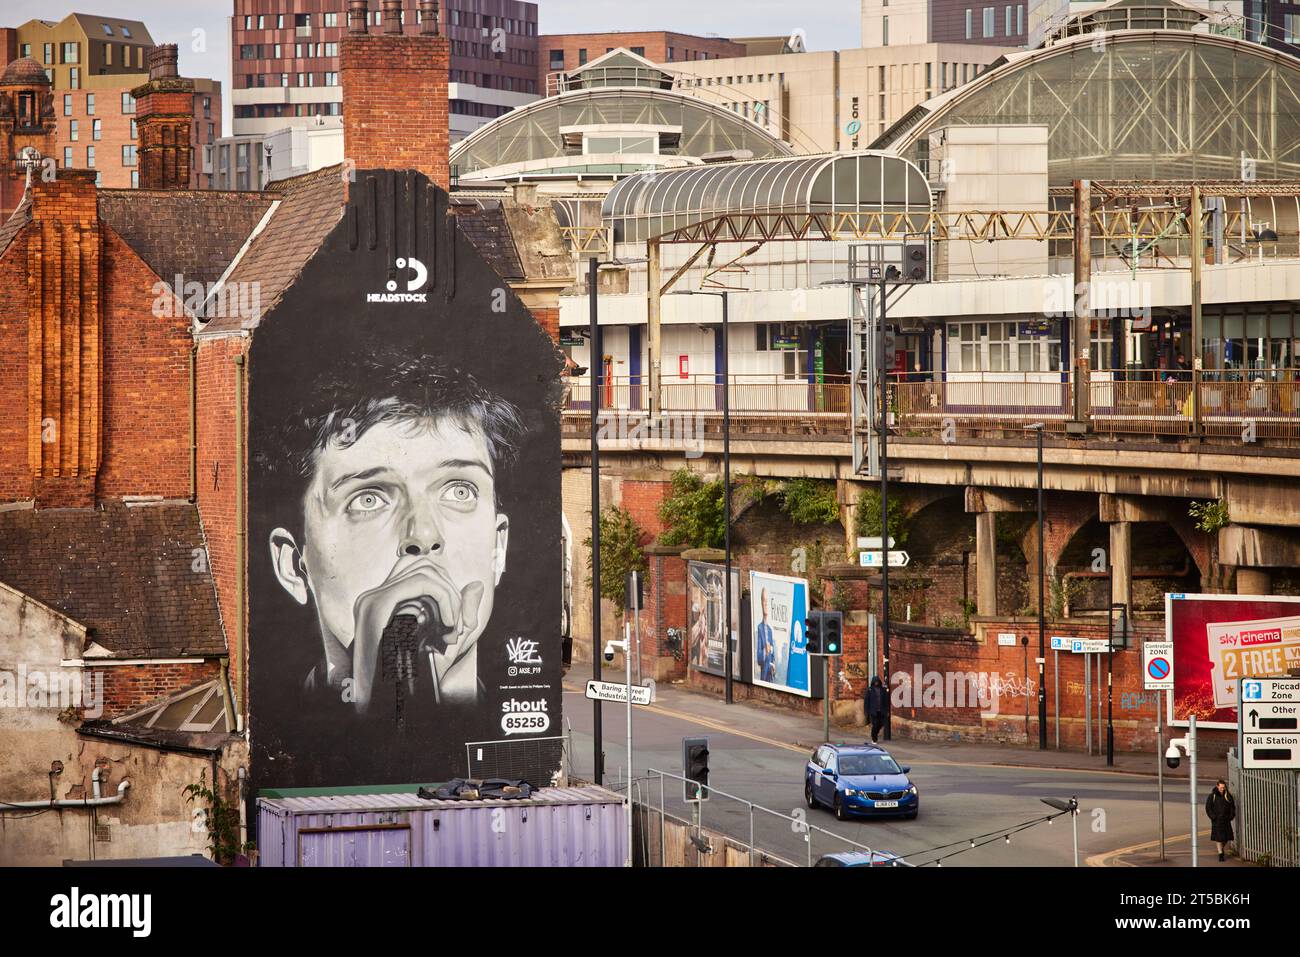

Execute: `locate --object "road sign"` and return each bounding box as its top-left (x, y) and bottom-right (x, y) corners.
top-left (1071, 639), bottom-right (1110, 654)
top-left (1143, 641), bottom-right (1174, 691)
top-left (859, 550), bottom-right (910, 568)
top-left (585, 679), bottom-right (654, 706)
top-left (997, 633), bottom-right (1017, 646)
top-left (1050, 636), bottom-right (1072, 651)
top-left (856, 536), bottom-right (896, 550)
top-left (1239, 676), bottom-right (1300, 769)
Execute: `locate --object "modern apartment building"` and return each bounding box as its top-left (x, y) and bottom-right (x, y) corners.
top-left (537, 31), bottom-right (745, 94)
top-left (0, 14), bottom-right (221, 189)
top-left (0, 12), bottom-right (154, 89)
top-left (668, 41), bottom-right (1013, 152)
top-left (230, 0), bottom-right (539, 140)
top-left (862, 0), bottom-right (1029, 48)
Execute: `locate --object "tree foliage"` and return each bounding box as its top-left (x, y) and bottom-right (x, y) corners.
top-left (583, 505), bottom-right (648, 614)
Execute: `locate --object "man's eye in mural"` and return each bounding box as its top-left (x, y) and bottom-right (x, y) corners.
top-left (346, 489), bottom-right (391, 515)
top-left (440, 480), bottom-right (478, 509)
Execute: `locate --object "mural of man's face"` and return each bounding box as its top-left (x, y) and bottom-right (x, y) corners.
top-left (270, 415), bottom-right (509, 706)
top-left (761, 589), bottom-right (769, 621)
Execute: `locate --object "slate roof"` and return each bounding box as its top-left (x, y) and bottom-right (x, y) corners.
top-left (200, 164), bottom-right (348, 334)
top-left (0, 501), bottom-right (226, 658)
top-left (98, 189), bottom-right (275, 289)
top-left (453, 204), bottom-right (525, 280)
top-left (0, 192), bottom-right (32, 259)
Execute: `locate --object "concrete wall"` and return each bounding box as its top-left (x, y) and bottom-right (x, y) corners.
top-left (0, 581), bottom-right (244, 865)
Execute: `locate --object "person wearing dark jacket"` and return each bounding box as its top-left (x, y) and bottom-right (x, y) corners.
top-left (1205, 779), bottom-right (1236, 861)
top-left (865, 676), bottom-right (888, 743)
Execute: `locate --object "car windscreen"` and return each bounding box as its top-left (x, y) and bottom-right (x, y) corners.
top-left (837, 753), bottom-right (902, 776)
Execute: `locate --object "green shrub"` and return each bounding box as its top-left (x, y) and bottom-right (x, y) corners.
top-left (657, 469), bottom-right (726, 549)
top-left (778, 478), bottom-right (841, 526)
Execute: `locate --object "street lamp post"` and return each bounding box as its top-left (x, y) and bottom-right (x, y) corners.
top-left (588, 256), bottom-right (604, 784)
top-left (1027, 423), bottom-right (1047, 750)
top-left (670, 289), bottom-right (734, 703)
top-left (1041, 797), bottom-right (1080, 866)
top-left (879, 280), bottom-right (892, 740)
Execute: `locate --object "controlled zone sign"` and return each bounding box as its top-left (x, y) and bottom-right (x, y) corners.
top-left (1143, 641), bottom-right (1174, 691)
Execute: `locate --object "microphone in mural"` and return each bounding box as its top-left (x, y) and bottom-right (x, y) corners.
top-left (265, 350), bottom-right (524, 717)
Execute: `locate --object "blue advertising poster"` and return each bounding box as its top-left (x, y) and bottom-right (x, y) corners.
top-left (750, 571), bottom-right (811, 697)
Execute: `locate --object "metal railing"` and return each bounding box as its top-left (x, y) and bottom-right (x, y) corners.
top-left (564, 374), bottom-right (850, 416)
top-left (559, 370), bottom-right (1300, 442)
top-left (637, 767), bottom-right (913, 868)
top-left (1228, 748), bottom-right (1299, 867)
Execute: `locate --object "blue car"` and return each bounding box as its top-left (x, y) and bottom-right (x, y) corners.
top-left (805, 743), bottom-right (919, 821)
top-left (814, 850), bottom-right (907, 867)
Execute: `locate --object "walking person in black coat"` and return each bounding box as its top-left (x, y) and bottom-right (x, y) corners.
top-left (865, 675), bottom-right (888, 743)
top-left (1205, 779), bottom-right (1236, 862)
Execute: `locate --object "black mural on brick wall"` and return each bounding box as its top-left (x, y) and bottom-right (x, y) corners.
top-left (248, 170), bottom-right (564, 790)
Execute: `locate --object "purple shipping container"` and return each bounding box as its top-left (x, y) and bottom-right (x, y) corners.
top-left (256, 786), bottom-right (626, 867)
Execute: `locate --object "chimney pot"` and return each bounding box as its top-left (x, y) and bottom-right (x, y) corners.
top-left (382, 0), bottom-right (403, 34)
top-left (347, 0), bottom-right (370, 35)
top-left (148, 44), bottom-right (179, 80)
top-left (419, 1), bottom-right (440, 36)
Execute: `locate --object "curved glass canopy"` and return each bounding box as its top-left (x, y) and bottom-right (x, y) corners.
top-left (449, 87), bottom-right (793, 180)
top-left (872, 32), bottom-right (1300, 184)
top-left (602, 152), bottom-right (932, 244)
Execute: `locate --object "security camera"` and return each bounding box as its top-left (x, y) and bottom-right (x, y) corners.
top-left (603, 640), bottom-right (625, 663)
top-left (1165, 744), bottom-right (1181, 770)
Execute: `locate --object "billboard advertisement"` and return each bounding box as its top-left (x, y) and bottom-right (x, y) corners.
top-left (248, 170), bottom-right (564, 789)
top-left (750, 571), bottom-right (811, 697)
top-left (1167, 593), bottom-right (1300, 728)
top-left (687, 561), bottom-right (740, 678)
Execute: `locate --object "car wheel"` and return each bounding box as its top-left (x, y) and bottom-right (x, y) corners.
top-left (805, 781), bottom-right (816, 809)
top-left (905, 810), bottom-right (918, 820)
top-left (834, 793), bottom-right (849, 822)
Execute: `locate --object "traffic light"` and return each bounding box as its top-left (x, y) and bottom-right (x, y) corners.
top-left (805, 611), bottom-right (822, 656)
top-left (683, 737), bottom-right (709, 802)
top-left (902, 241), bottom-right (928, 282)
top-left (823, 611), bottom-right (843, 656)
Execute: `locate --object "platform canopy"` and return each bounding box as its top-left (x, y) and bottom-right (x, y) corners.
top-left (601, 152), bottom-right (932, 244)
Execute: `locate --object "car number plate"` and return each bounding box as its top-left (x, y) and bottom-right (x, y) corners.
top-left (875, 800), bottom-right (899, 808)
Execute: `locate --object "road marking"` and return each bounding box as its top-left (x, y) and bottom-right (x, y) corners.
top-left (1087, 828), bottom-right (1213, 867)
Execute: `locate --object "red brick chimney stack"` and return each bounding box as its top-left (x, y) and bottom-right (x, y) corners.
top-left (132, 45), bottom-right (194, 191)
top-left (340, 0), bottom-right (450, 189)
top-left (26, 169), bottom-right (103, 508)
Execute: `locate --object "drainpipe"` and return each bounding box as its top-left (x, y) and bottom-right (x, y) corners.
top-left (237, 766), bottom-right (248, 852)
top-left (233, 354), bottom-right (246, 733)
top-left (1, 780), bottom-right (130, 809)
top-left (92, 767), bottom-right (102, 799)
top-left (220, 658), bottom-right (236, 732)
top-left (189, 343), bottom-right (198, 502)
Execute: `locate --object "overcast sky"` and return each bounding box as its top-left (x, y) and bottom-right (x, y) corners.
top-left (8, 1), bottom-right (860, 129)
